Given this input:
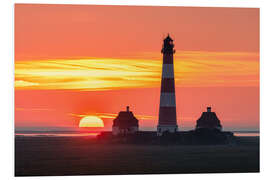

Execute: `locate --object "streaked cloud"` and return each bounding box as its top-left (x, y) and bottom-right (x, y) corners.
top-left (15, 51), bottom-right (259, 90)
top-left (15, 80), bottom-right (40, 87)
top-left (69, 112), bottom-right (157, 121)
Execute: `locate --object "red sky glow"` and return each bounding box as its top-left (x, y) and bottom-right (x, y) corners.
top-left (15, 4), bottom-right (259, 131)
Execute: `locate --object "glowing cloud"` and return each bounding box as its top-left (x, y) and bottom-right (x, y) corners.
top-left (15, 51), bottom-right (259, 91)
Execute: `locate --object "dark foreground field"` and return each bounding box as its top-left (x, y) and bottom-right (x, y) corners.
top-left (15, 136), bottom-right (259, 176)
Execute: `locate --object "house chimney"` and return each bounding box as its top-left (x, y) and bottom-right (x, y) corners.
top-left (126, 106), bottom-right (130, 112)
top-left (207, 107), bottom-right (211, 112)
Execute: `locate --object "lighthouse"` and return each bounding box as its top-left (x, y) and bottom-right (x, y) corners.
top-left (157, 34), bottom-right (178, 136)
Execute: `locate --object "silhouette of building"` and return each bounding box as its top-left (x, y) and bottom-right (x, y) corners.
top-left (157, 34), bottom-right (178, 136)
top-left (112, 106), bottom-right (139, 135)
top-left (196, 107), bottom-right (222, 130)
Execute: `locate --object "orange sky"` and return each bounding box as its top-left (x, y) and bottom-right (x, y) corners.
top-left (14, 4), bottom-right (259, 131)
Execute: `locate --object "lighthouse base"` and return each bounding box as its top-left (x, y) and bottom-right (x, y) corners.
top-left (157, 125), bottom-right (178, 136)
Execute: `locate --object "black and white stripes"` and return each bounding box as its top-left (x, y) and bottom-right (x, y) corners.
top-left (157, 35), bottom-right (178, 135)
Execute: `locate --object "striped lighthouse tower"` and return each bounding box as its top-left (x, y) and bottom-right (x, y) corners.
top-left (157, 34), bottom-right (178, 136)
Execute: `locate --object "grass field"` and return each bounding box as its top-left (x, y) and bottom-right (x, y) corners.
top-left (15, 136), bottom-right (259, 176)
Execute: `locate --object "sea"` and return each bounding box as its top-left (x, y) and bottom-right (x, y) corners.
top-left (15, 131), bottom-right (259, 138)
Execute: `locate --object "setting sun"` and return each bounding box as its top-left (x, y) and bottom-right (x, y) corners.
top-left (79, 116), bottom-right (104, 128)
